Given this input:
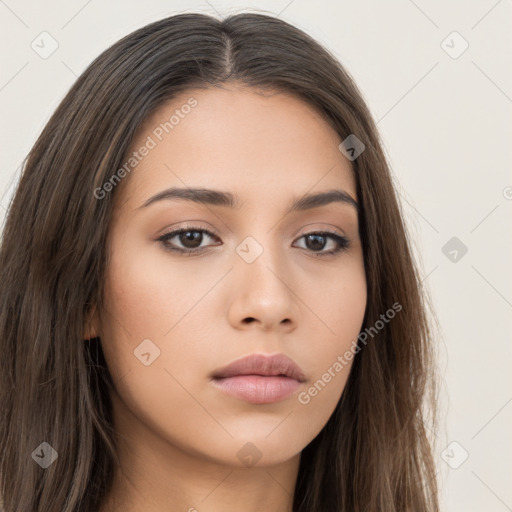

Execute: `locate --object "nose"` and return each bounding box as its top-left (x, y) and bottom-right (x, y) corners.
top-left (226, 246), bottom-right (299, 333)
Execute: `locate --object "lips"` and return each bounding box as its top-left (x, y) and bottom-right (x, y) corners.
top-left (210, 353), bottom-right (306, 404)
top-left (210, 353), bottom-right (306, 382)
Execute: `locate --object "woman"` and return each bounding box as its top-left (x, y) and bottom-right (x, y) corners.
top-left (0, 12), bottom-right (439, 512)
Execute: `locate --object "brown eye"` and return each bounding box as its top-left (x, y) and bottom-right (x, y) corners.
top-left (157, 227), bottom-right (220, 254)
top-left (157, 227), bottom-right (349, 257)
top-left (294, 231), bottom-right (350, 256)
top-left (174, 230), bottom-right (204, 249)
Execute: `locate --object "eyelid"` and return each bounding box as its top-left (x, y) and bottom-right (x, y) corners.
top-left (157, 221), bottom-right (220, 238)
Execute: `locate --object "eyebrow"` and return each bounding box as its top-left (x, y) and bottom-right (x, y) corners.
top-left (138, 186), bottom-right (359, 214)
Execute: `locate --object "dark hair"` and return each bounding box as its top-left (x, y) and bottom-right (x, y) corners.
top-left (0, 11), bottom-right (439, 511)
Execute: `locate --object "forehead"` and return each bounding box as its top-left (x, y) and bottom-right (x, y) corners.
top-left (117, 84), bottom-right (356, 211)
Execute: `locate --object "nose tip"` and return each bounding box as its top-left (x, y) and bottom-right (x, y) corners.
top-left (227, 247), bottom-right (299, 333)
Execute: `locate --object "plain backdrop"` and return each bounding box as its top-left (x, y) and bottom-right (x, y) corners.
top-left (1, 1), bottom-right (511, 510)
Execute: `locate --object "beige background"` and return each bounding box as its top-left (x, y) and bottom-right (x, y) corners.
top-left (1, 1), bottom-right (511, 510)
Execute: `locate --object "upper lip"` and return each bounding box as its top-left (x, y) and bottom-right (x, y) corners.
top-left (211, 353), bottom-right (306, 382)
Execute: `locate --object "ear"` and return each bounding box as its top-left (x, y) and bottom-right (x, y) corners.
top-left (84, 304), bottom-right (100, 340)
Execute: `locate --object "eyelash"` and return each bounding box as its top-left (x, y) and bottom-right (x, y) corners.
top-left (157, 225), bottom-right (350, 257)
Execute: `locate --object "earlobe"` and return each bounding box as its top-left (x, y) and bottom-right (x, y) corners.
top-left (84, 304), bottom-right (100, 340)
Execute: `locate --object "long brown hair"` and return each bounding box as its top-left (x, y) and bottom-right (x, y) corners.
top-left (0, 12), bottom-right (439, 511)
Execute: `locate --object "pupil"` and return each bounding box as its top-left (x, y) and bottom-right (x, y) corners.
top-left (181, 231), bottom-right (202, 248)
top-left (307, 234), bottom-right (325, 251)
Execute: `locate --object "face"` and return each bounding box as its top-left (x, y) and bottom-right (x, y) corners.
top-left (86, 83), bottom-right (367, 468)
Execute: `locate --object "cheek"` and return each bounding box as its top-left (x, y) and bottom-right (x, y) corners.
top-left (98, 239), bottom-right (224, 394)
top-left (98, 252), bottom-right (219, 449)
top-left (101, 242), bottom-right (209, 343)
top-left (293, 257), bottom-right (366, 418)
top-left (307, 250), bottom-right (367, 351)
top-left (295, 313), bottom-right (363, 391)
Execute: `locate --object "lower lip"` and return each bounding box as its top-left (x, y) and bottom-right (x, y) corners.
top-left (211, 375), bottom-right (303, 404)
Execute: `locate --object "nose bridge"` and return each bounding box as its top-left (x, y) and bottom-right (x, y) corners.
top-left (228, 228), bottom-right (298, 329)
top-left (234, 230), bottom-right (286, 290)
top-left (233, 198), bottom-right (288, 262)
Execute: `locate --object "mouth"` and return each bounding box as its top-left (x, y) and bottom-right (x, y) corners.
top-left (210, 353), bottom-right (306, 404)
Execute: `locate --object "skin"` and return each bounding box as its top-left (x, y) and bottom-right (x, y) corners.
top-left (86, 83), bottom-right (367, 512)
